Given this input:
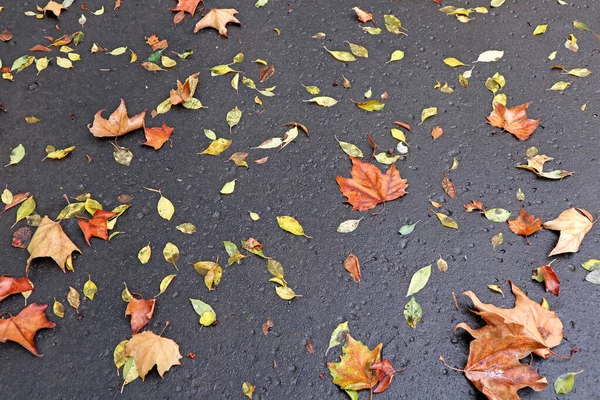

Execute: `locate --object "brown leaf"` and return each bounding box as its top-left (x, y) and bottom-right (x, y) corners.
top-left (259, 65), bottom-right (275, 83)
top-left (458, 281), bottom-right (563, 359)
top-left (305, 341), bottom-right (315, 354)
top-left (170, 73), bottom-right (199, 105)
top-left (142, 122), bottom-right (174, 150)
top-left (0, 303), bottom-right (55, 355)
top-left (327, 334), bottom-right (382, 391)
top-left (336, 157), bottom-right (408, 212)
top-left (442, 173), bottom-right (456, 199)
top-left (0, 28), bottom-right (12, 42)
top-left (1, 192), bottom-right (30, 215)
top-left (0, 276), bottom-right (33, 302)
top-left (146, 34), bottom-right (168, 51)
top-left (543, 208), bottom-right (593, 256)
top-left (114, 0), bottom-right (122, 10)
top-left (508, 207), bottom-right (542, 236)
top-left (486, 102), bottom-right (540, 140)
top-left (27, 216), bottom-right (82, 274)
top-left (87, 99), bottom-right (146, 138)
top-left (29, 44), bottom-right (52, 52)
top-left (393, 121), bottom-right (412, 131)
top-left (124, 330), bottom-right (182, 380)
top-left (42, 1), bottom-right (66, 17)
top-left (370, 359), bottom-right (397, 393)
top-left (344, 253), bottom-right (361, 286)
top-left (534, 265), bottom-right (560, 296)
top-left (262, 318), bottom-right (273, 335)
top-left (464, 200), bottom-right (484, 212)
top-left (170, 0), bottom-right (202, 16)
top-left (12, 227), bottom-right (32, 248)
top-left (125, 296), bottom-right (156, 334)
top-left (431, 126), bottom-right (444, 139)
top-left (78, 209), bottom-right (118, 246)
top-left (352, 7), bottom-right (373, 23)
top-left (193, 8), bottom-right (240, 38)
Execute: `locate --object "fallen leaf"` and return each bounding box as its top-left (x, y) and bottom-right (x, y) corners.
top-left (0, 303), bottom-right (55, 355)
top-left (163, 242), bottom-right (179, 269)
top-left (431, 126), bottom-right (444, 139)
top-left (277, 216), bottom-right (311, 238)
top-left (532, 265), bottom-right (560, 296)
top-left (326, 321), bottom-right (349, 355)
top-left (242, 382), bottom-right (256, 399)
top-left (27, 216), bottom-right (81, 273)
top-left (170, 0), bottom-right (202, 16)
top-left (12, 226), bottom-right (32, 248)
top-left (344, 254), bottom-right (361, 286)
top-left (125, 296), bottom-right (156, 334)
top-left (554, 371), bottom-right (584, 394)
top-left (42, 1), bottom-right (66, 17)
top-left (262, 318), bottom-right (273, 335)
top-left (190, 298), bottom-right (216, 326)
top-left (83, 276), bottom-right (97, 300)
top-left (170, 73), bottom-right (199, 105)
top-left (432, 210), bottom-right (458, 229)
top-left (192, 261), bottom-right (222, 290)
top-left (304, 96), bottom-right (338, 107)
top-left (491, 232), bottom-right (503, 250)
top-left (337, 219), bottom-right (362, 233)
top-left (0, 276), bottom-right (34, 302)
top-left (406, 265), bottom-right (431, 296)
top-left (88, 99), bottom-right (146, 138)
top-left (516, 154), bottom-right (573, 179)
top-left (78, 209), bottom-right (118, 246)
top-left (370, 359), bottom-right (397, 393)
top-left (508, 207), bottom-right (542, 236)
top-left (143, 122), bottom-right (174, 150)
top-left (351, 99), bottom-right (384, 112)
top-left (328, 334), bottom-right (382, 392)
top-left (404, 297), bottom-right (422, 328)
top-left (336, 157), bottom-right (408, 212)
top-left (486, 102), bottom-right (540, 140)
top-left (194, 8), bottom-right (240, 37)
top-left (543, 208), bottom-right (593, 256)
top-left (67, 286), bottom-right (80, 313)
top-left (352, 7), bottom-right (372, 23)
top-left (124, 330), bottom-right (182, 380)
top-left (0, 28), bottom-right (12, 42)
top-left (484, 208), bottom-right (511, 223)
top-left (441, 173), bottom-right (456, 198)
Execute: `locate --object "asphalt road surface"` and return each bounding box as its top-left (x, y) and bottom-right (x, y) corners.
top-left (1, 0), bottom-right (599, 399)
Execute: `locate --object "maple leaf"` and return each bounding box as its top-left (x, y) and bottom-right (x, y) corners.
top-left (508, 207), bottom-right (542, 236)
top-left (458, 281), bottom-right (563, 358)
top-left (143, 122), bottom-right (174, 150)
top-left (193, 8), bottom-right (240, 38)
top-left (516, 154), bottom-right (573, 180)
top-left (352, 7), bottom-right (373, 23)
top-left (370, 359), bottom-right (397, 393)
top-left (124, 330), bottom-right (182, 380)
top-left (457, 324), bottom-right (548, 400)
top-left (464, 200), bottom-right (484, 212)
top-left (42, 1), bottom-right (66, 17)
top-left (27, 216), bottom-right (81, 274)
top-left (0, 303), bottom-right (55, 356)
top-left (170, 73), bottom-right (199, 105)
top-left (543, 208), bottom-right (594, 256)
top-left (87, 99), bottom-right (146, 138)
top-left (343, 253), bottom-right (361, 286)
top-left (328, 334), bottom-right (382, 391)
top-left (78, 209), bottom-right (118, 246)
top-left (0, 276), bottom-right (33, 302)
top-left (146, 34), bottom-right (168, 51)
top-left (170, 0), bottom-right (202, 16)
top-left (125, 296), bottom-right (156, 334)
top-left (486, 102), bottom-right (540, 140)
top-left (336, 157), bottom-right (408, 212)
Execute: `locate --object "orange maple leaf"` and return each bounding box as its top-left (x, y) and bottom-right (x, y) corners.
top-left (143, 122), bottom-right (174, 150)
top-left (194, 8), bottom-right (240, 37)
top-left (508, 207), bottom-right (542, 236)
top-left (78, 209), bottom-right (118, 246)
top-left (0, 276), bottom-right (33, 302)
top-left (88, 99), bottom-right (146, 138)
top-left (170, 73), bottom-right (199, 105)
top-left (336, 157), bottom-right (408, 212)
top-left (0, 303), bottom-right (55, 355)
top-left (327, 334), bottom-right (382, 391)
top-left (352, 7), bottom-right (373, 23)
top-left (486, 102), bottom-right (540, 140)
top-left (170, 0), bottom-right (202, 16)
top-left (125, 296), bottom-right (156, 335)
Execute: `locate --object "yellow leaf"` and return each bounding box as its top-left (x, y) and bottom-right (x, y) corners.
top-left (432, 210), bottom-right (458, 229)
top-left (163, 242), bottom-right (179, 269)
top-left (324, 47), bottom-right (356, 62)
top-left (200, 138), bottom-right (232, 156)
top-left (220, 180), bottom-right (236, 194)
top-left (533, 24), bottom-right (548, 35)
top-left (420, 107), bottom-right (437, 123)
top-left (443, 57), bottom-right (466, 67)
top-left (56, 57), bottom-right (73, 69)
top-left (276, 216), bottom-right (312, 238)
top-left (159, 274), bottom-right (177, 295)
top-left (83, 276), bottom-right (97, 300)
top-left (109, 46), bottom-right (128, 56)
top-left (138, 243), bottom-right (151, 264)
top-left (157, 195), bottom-right (174, 220)
top-left (547, 81), bottom-right (571, 91)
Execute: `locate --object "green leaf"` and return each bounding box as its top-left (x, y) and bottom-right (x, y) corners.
top-left (346, 42), bottom-right (368, 58)
top-left (15, 196), bottom-right (36, 226)
top-left (255, 0), bottom-right (268, 8)
top-left (326, 321), bottom-right (349, 355)
top-left (484, 208), bottom-right (511, 222)
top-left (6, 144), bottom-right (25, 166)
top-left (573, 21), bottom-right (589, 31)
top-left (189, 298), bottom-right (216, 326)
top-left (121, 357), bottom-right (139, 391)
top-left (226, 106), bottom-right (242, 133)
top-left (384, 14), bottom-right (407, 35)
top-left (404, 297), bottom-right (422, 328)
top-left (267, 259), bottom-right (285, 280)
top-left (362, 27), bottom-right (381, 35)
top-left (554, 371), bottom-right (583, 394)
top-left (399, 221), bottom-right (419, 235)
top-left (406, 265), bottom-right (432, 297)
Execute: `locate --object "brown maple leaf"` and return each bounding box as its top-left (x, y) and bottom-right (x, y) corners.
top-left (125, 296), bottom-right (156, 334)
top-left (124, 330), bottom-right (182, 380)
top-left (170, 0), bottom-right (202, 16)
top-left (464, 200), bottom-right (484, 212)
top-left (27, 216), bottom-right (81, 274)
top-left (457, 324), bottom-right (548, 400)
top-left (486, 102), bottom-right (540, 140)
top-left (142, 122), bottom-right (174, 150)
top-left (42, 0), bottom-right (66, 17)
top-left (0, 303), bottom-right (55, 355)
top-left (508, 207), bottom-right (542, 236)
top-left (516, 154), bottom-right (573, 180)
top-left (336, 157), bottom-right (408, 212)
top-left (0, 276), bottom-right (33, 302)
top-left (88, 99), bottom-right (146, 138)
top-left (370, 359), bottom-right (397, 393)
top-left (352, 7), bottom-right (373, 23)
top-left (194, 8), bottom-right (240, 38)
top-left (543, 208), bottom-right (594, 256)
top-left (170, 73), bottom-right (199, 105)
top-left (328, 334), bottom-right (382, 391)
top-left (458, 281), bottom-right (563, 358)
top-left (146, 34), bottom-right (168, 51)
top-left (344, 253), bottom-right (361, 286)
top-left (78, 209), bottom-right (118, 246)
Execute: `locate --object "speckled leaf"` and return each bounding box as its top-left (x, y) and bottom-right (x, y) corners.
top-left (404, 297), bottom-right (422, 328)
top-left (484, 208), bottom-right (511, 222)
top-left (554, 371), bottom-right (583, 394)
top-left (83, 276), bottom-right (97, 300)
top-left (326, 321), bottom-right (350, 355)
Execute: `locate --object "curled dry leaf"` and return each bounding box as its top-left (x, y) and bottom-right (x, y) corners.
top-left (533, 265), bottom-right (560, 296)
top-left (88, 99), bottom-right (146, 138)
top-left (370, 359), bottom-right (397, 393)
top-left (170, 73), bottom-right (199, 105)
top-left (464, 200), bottom-right (485, 212)
top-left (0, 303), bottom-right (55, 356)
top-left (194, 8), bottom-right (240, 37)
top-left (27, 216), bottom-right (81, 274)
top-left (431, 126), bottom-right (444, 139)
top-left (170, 0), bottom-right (202, 16)
top-left (343, 253), bottom-right (361, 286)
top-left (336, 157), bottom-right (408, 212)
top-left (516, 154), bottom-right (573, 180)
top-left (442, 173), bottom-right (456, 199)
top-left (78, 209), bottom-right (118, 246)
top-left (486, 102), bottom-right (540, 140)
top-left (543, 208), bottom-right (593, 256)
top-left (352, 7), bottom-right (373, 23)
top-left (0, 276), bottom-right (34, 302)
top-left (508, 207), bottom-right (542, 236)
top-left (262, 318), bottom-right (273, 335)
top-left (125, 296), bottom-right (156, 334)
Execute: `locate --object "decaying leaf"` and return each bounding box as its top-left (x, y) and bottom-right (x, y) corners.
top-left (543, 208), bottom-right (593, 256)
top-left (336, 157), bottom-right (408, 212)
top-left (27, 216), bottom-right (81, 274)
top-left (125, 295), bottom-right (156, 334)
top-left (516, 154), bottom-right (573, 179)
top-left (352, 7), bottom-right (372, 23)
top-left (432, 210), bottom-right (458, 229)
top-left (88, 99), bottom-right (146, 138)
top-left (486, 102), bottom-right (540, 140)
top-left (404, 297), bottom-right (422, 328)
top-left (344, 254), bottom-right (361, 286)
top-left (532, 265), bottom-right (560, 296)
top-left (441, 173), bottom-right (456, 199)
